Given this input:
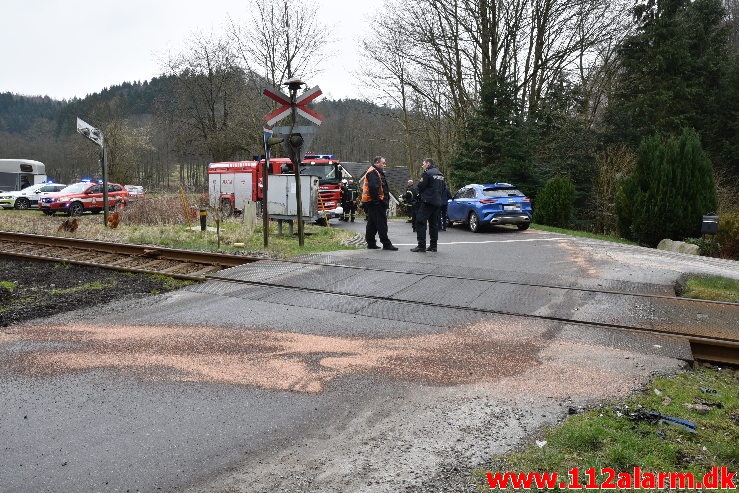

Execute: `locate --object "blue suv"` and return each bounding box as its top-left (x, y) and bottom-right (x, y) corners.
top-left (447, 183), bottom-right (532, 232)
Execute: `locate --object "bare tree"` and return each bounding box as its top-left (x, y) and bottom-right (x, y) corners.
top-left (160, 31), bottom-right (262, 165)
top-left (230, 0), bottom-right (329, 88)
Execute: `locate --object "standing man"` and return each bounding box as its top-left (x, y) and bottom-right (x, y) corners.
top-left (343, 178), bottom-right (359, 222)
top-left (362, 156), bottom-right (398, 251)
top-left (411, 158), bottom-right (446, 252)
top-left (339, 179), bottom-right (349, 221)
top-left (403, 179), bottom-right (419, 230)
top-left (439, 185), bottom-right (452, 231)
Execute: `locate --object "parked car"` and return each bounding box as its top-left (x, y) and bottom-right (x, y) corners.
top-left (39, 182), bottom-right (129, 216)
top-left (0, 183), bottom-right (67, 210)
top-left (446, 183), bottom-right (532, 233)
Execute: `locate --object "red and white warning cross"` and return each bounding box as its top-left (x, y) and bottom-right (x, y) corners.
top-left (263, 85), bottom-right (324, 126)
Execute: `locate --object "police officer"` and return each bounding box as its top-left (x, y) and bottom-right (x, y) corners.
top-left (411, 158), bottom-right (446, 252)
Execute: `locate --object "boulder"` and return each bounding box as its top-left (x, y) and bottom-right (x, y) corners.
top-left (657, 239), bottom-right (700, 255)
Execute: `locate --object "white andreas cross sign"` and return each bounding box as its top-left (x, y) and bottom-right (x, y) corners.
top-left (262, 85), bottom-right (324, 126)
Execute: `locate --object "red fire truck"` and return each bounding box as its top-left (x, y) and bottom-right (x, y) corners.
top-left (208, 154), bottom-right (344, 222)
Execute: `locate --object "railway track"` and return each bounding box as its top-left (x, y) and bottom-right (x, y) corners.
top-left (205, 256), bottom-right (739, 365)
top-left (1, 230), bottom-right (737, 364)
top-left (0, 231), bottom-right (258, 280)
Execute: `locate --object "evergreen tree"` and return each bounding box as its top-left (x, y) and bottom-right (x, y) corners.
top-left (616, 129), bottom-right (718, 246)
top-left (607, 0), bottom-right (739, 175)
top-left (448, 76), bottom-right (536, 193)
top-left (533, 176), bottom-right (577, 228)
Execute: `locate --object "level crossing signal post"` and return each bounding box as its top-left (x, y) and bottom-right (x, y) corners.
top-left (262, 78), bottom-right (324, 247)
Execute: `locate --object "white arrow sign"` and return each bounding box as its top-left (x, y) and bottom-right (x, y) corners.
top-left (76, 117), bottom-right (104, 147)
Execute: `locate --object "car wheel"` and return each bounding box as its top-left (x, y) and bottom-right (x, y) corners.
top-left (517, 223), bottom-right (530, 231)
top-left (69, 202), bottom-right (84, 217)
top-left (469, 211), bottom-right (482, 233)
top-left (14, 198), bottom-right (30, 210)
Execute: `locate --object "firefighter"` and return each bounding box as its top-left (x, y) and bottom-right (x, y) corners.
top-left (341, 178), bottom-right (359, 222)
top-left (403, 179), bottom-right (419, 231)
top-left (339, 180), bottom-right (348, 221)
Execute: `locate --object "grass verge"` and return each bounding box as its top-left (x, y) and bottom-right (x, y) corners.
top-left (678, 275), bottom-right (739, 303)
top-left (475, 365), bottom-right (739, 491)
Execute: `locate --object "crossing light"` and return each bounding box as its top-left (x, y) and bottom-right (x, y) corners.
top-left (286, 133), bottom-right (304, 162)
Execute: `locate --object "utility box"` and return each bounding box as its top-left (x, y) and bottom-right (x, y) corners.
top-left (701, 215), bottom-right (719, 235)
top-left (266, 174), bottom-right (319, 221)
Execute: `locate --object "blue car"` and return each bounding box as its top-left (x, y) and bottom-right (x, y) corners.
top-left (447, 183), bottom-right (532, 232)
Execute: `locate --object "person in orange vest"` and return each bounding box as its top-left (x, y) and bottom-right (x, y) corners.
top-left (361, 156), bottom-right (398, 250)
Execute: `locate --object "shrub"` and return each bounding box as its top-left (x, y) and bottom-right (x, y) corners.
top-left (715, 211), bottom-right (739, 260)
top-left (615, 129), bottom-right (717, 246)
top-left (534, 176), bottom-right (576, 228)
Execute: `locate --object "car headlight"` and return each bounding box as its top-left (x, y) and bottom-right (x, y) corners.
top-left (0, 195), bottom-right (13, 200)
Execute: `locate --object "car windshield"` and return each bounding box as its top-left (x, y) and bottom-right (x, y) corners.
top-left (483, 188), bottom-right (525, 198)
top-left (59, 183), bottom-right (90, 194)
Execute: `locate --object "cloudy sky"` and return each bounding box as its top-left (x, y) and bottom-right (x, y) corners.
top-left (1, 0), bottom-right (384, 101)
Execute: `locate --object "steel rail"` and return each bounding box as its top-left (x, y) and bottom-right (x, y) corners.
top-left (0, 230), bottom-right (258, 280)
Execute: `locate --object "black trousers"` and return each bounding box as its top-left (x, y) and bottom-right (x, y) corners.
top-left (364, 202), bottom-right (392, 247)
top-left (415, 202), bottom-right (440, 248)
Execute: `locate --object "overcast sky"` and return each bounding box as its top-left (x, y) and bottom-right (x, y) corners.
top-left (1, 0), bottom-right (384, 101)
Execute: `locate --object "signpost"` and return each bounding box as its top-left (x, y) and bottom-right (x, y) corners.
top-left (261, 78), bottom-right (324, 246)
top-left (76, 117), bottom-right (110, 226)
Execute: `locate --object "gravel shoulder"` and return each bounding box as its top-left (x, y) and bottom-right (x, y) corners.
top-left (0, 257), bottom-right (192, 327)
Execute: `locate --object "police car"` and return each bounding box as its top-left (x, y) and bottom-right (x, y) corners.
top-left (0, 183), bottom-right (67, 210)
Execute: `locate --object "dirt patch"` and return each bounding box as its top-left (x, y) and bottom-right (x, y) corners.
top-left (3, 321), bottom-right (543, 391)
top-left (0, 257), bottom-right (192, 327)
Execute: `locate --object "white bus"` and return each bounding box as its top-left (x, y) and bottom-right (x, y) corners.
top-left (0, 159), bottom-right (48, 192)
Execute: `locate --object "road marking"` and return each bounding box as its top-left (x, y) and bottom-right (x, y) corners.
top-left (393, 237), bottom-right (570, 246)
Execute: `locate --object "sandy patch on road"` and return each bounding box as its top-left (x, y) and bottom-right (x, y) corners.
top-left (4, 320), bottom-right (543, 392)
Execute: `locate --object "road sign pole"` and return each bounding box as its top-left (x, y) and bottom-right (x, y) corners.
top-left (76, 117), bottom-right (109, 227)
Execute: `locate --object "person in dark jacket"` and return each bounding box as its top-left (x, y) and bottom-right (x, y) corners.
top-left (403, 179), bottom-right (419, 230)
top-left (439, 185), bottom-right (452, 230)
top-left (361, 156), bottom-right (398, 250)
top-left (341, 178), bottom-right (359, 222)
top-left (411, 158), bottom-right (446, 252)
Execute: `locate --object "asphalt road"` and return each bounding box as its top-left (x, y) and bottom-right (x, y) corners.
top-left (1, 219), bottom-right (737, 493)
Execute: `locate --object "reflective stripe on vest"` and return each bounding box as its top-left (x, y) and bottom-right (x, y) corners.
top-left (361, 166), bottom-right (384, 202)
